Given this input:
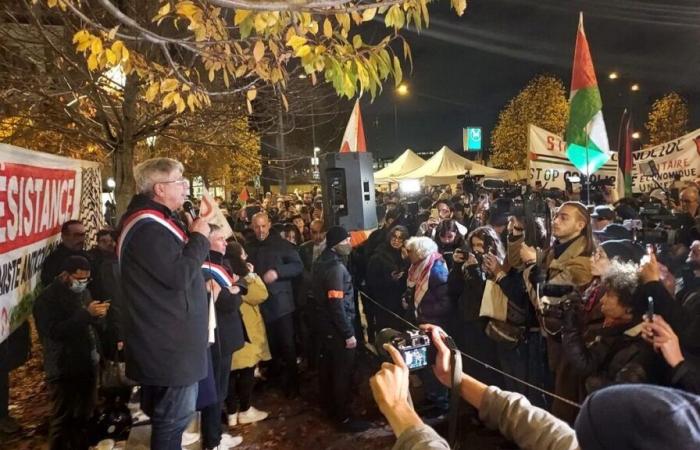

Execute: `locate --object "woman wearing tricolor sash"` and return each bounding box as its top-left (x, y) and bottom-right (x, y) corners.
top-left (199, 225), bottom-right (247, 450)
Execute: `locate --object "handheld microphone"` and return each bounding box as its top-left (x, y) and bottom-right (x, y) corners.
top-left (183, 200), bottom-right (197, 219)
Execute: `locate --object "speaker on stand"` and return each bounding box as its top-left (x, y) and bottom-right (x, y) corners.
top-left (319, 152), bottom-right (378, 231)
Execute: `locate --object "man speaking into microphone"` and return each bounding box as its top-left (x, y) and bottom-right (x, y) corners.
top-left (117, 158), bottom-right (211, 450)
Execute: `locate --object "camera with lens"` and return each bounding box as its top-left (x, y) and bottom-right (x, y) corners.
top-left (375, 329), bottom-right (436, 371)
top-left (636, 204), bottom-right (693, 245)
top-left (540, 283), bottom-right (581, 314)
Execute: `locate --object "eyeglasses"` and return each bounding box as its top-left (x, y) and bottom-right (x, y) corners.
top-left (390, 235), bottom-right (406, 241)
top-left (158, 178), bottom-right (190, 187)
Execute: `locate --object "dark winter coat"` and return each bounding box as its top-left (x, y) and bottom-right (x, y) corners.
top-left (448, 261), bottom-right (485, 323)
top-left (312, 249), bottom-right (356, 340)
top-left (33, 280), bottom-right (101, 381)
top-left (87, 248), bottom-right (123, 360)
top-left (366, 243), bottom-right (408, 315)
top-left (246, 233), bottom-right (303, 323)
top-left (205, 251), bottom-right (247, 356)
top-left (562, 320), bottom-right (657, 394)
top-left (669, 359), bottom-right (700, 395)
top-left (118, 194), bottom-right (210, 387)
top-left (40, 243), bottom-right (89, 286)
top-left (0, 321), bottom-right (30, 373)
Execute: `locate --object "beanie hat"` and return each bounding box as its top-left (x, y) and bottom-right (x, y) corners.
top-left (575, 384), bottom-right (700, 450)
top-left (600, 239), bottom-right (645, 264)
top-left (594, 223), bottom-right (632, 242)
top-left (326, 226), bottom-right (349, 248)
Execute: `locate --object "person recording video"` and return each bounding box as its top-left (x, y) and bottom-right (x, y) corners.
top-left (370, 325), bottom-right (700, 450)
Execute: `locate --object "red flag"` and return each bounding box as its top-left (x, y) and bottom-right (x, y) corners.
top-left (238, 187), bottom-right (250, 203)
top-left (339, 100), bottom-right (367, 153)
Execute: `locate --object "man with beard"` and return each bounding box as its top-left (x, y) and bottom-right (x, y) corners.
top-left (312, 226), bottom-right (370, 432)
top-left (41, 220), bottom-right (89, 286)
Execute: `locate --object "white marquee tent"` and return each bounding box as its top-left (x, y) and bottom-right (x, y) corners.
top-left (373, 149), bottom-right (425, 183)
top-left (396, 146), bottom-right (516, 185)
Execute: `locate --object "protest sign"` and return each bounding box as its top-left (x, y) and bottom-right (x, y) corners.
top-left (0, 144), bottom-right (103, 343)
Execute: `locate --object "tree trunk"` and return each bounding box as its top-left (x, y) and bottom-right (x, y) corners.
top-left (113, 73), bottom-right (140, 218)
top-left (114, 140), bottom-right (135, 218)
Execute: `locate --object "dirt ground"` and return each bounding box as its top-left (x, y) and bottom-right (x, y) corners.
top-left (2, 323), bottom-right (515, 449)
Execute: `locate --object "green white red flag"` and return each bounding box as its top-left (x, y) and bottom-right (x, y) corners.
top-left (565, 13), bottom-right (611, 176)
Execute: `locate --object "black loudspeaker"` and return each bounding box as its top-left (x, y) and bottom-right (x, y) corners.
top-left (320, 152), bottom-right (378, 231)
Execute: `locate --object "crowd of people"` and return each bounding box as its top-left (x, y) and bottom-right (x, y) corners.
top-left (3, 155), bottom-right (700, 449)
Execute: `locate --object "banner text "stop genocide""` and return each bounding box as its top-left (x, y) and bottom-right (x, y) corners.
top-left (0, 163), bottom-right (77, 253)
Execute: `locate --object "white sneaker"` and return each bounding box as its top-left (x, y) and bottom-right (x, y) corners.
top-left (237, 406), bottom-right (269, 424)
top-left (219, 433), bottom-right (243, 449)
top-left (227, 413), bottom-right (238, 427)
top-left (181, 431), bottom-right (200, 446)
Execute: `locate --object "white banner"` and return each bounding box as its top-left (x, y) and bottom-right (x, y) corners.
top-left (528, 124), bottom-right (617, 190)
top-left (631, 128), bottom-right (700, 193)
top-left (0, 144), bottom-right (103, 343)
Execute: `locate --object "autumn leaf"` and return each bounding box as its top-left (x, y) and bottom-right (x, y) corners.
top-left (253, 40), bottom-right (265, 62)
top-left (160, 78), bottom-right (179, 93)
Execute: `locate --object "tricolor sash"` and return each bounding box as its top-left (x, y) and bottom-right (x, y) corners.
top-left (117, 209), bottom-right (187, 263)
top-left (201, 261), bottom-right (239, 288)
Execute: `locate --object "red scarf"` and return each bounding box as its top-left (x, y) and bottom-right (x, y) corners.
top-left (407, 252), bottom-right (442, 307)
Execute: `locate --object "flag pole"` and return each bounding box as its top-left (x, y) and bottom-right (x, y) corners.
top-left (585, 124), bottom-right (591, 205)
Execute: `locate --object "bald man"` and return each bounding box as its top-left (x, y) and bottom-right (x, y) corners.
top-left (246, 213), bottom-right (304, 397)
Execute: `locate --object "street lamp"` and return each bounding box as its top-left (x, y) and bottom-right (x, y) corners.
top-left (608, 72), bottom-right (619, 80)
top-left (630, 83), bottom-right (640, 92)
top-left (393, 84), bottom-right (409, 152)
top-left (106, 177), bottom-right (116, 189)
top-left (631, 131), bottom-right (641, 139)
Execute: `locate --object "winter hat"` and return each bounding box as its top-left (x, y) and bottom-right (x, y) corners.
top-left (326, 226), bottom-right (349, 248)
top-left (591, 205), bottom-right (616, 221)
top-left (575, 384), bottom-right (700, 450)
top-left (600, 239), bottom-right (645, 264)
top-left (615, 203), bottom-right (639, 221)
top-left (594, 223), bottom-right (632, 242)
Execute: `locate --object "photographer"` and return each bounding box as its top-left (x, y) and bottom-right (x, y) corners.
top-left (433, 220), bottom-right (465, 270)
top-left (517, 201), bottom-right (594, 422)
top-left (638, 250), bottom-right (700, 358)
top-left (370, 325), bottom-right (700, 450)
top-left (642, 315), bottom-right (700, 395)
top-left (561, 260), bottom-right (656, 397)
top-left (418, 200), bottom-right (468, 238)
top-left (448, 227), bottom-right (503, 387)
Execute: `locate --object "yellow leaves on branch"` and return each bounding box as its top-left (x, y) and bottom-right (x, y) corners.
top-left (55, 0), bottom-right (464, 113)
top-left (72, 30), bottom-right (129, 75)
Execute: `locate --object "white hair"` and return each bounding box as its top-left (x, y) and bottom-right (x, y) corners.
top-left (133, 157), bottom-right (184, 195)
top-left (405, 236), bottom-right (438, 261)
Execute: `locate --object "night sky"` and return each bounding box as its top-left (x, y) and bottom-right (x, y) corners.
top-left (358, 0), bottom-right (700, 161)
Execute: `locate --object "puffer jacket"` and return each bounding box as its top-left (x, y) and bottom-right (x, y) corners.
top-left (415, 259), bottom-right (453, 328)
top-left (232, 273), bottom-right (271, 370)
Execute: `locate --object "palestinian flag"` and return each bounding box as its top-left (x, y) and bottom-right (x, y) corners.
top-left (565, 13), bottom-right (611, 176)
top-left (617, 109), bottom-right (633, 198)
